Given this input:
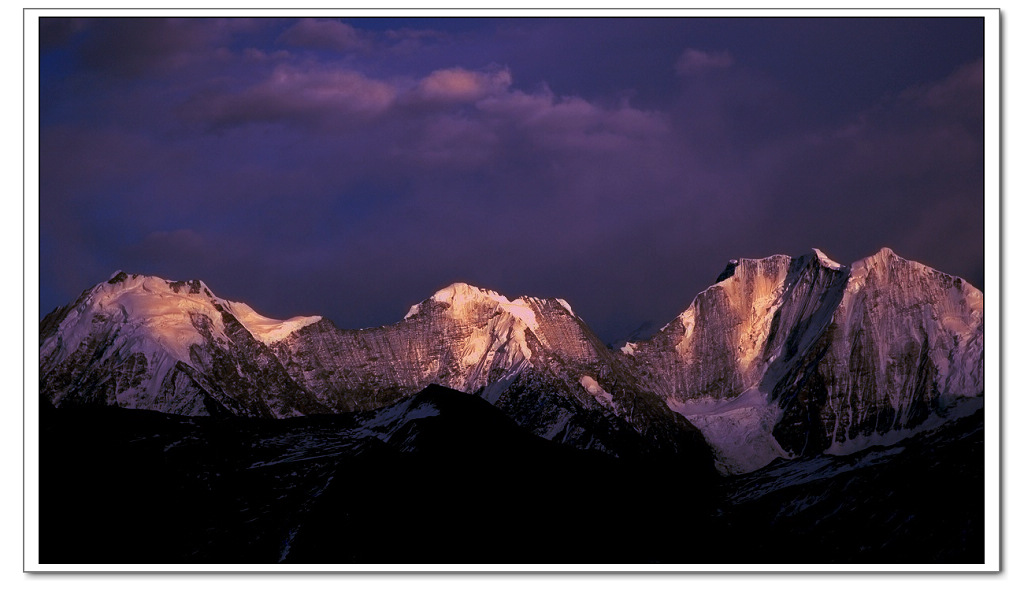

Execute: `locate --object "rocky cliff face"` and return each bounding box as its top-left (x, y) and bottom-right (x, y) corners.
top-left (622, 248), bottom-right (982, 472)
top-left (769, 248), bottom-right (984, 456)
top-left (628, 250), bottom-right (849, 403)
top-left (38, 248), bottom-right (983, 473)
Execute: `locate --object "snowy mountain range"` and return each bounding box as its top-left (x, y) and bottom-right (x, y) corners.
top-left (38, 247), bottom-right (983, 474)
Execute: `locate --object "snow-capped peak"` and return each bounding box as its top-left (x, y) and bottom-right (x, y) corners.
top-left (44, 273), bottom-right (225, 365)
top-left (431, 282), bottom-right (509, 307)
top-left (854, 247), bottom-right (908, 270)
top-left (405, 282), bottom-right (541, 332)
top-left (848, 247), bottom-right (981, 304)
top-left (849, 247), bottom-right (912, 282)
top-left (811, 248), bottom-right (843, 270)
top-left (403, 282), bottom-right (509, 320)
top-left (45, 272), bottom-right (322, 363)
top-left (95, 272), bottom-right (213, 299)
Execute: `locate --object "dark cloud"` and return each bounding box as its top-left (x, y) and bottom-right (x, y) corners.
top-left (72, 18), bottom-right (264, 77)
top-left (181, 64), bottom-right (398, 130)
top-left (37, 18), bottom-right (987, 341)
top-left (39, 17), bottom-right (89, 51)
top-left (277, 18), bottom-right (370, 53)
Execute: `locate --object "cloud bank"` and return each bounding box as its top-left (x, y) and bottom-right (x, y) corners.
top-left (38, 18), bottom-right (986, 342)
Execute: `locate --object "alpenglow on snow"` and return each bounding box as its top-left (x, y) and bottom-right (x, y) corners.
top-left (39, 248), bottom-right (983, 474)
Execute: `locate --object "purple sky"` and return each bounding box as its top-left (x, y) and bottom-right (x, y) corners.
top-left (38, 17), bottom-right (985, 342)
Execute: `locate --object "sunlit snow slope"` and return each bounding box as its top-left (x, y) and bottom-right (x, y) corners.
top-left (40, 272), bottom-right (324, 418)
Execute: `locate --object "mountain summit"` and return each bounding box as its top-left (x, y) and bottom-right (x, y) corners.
top-left (625, 248), bottom-right (982, 471)
top-left (40, 272), bottom-right (326, 418)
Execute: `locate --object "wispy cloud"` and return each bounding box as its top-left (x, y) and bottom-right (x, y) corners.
top-left (675, 49), bottom-right (735, 75)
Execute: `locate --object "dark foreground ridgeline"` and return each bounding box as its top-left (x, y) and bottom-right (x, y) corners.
top-left (38, 385), bottom-right (983, 565)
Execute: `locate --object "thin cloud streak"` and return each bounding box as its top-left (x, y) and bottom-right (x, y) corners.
top-left (675, 48), bottom-right (735, 75)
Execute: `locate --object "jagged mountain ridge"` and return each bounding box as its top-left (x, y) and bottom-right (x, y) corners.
top-left (625, 247), bottom-right (983, 472)
top-left (38, 247), bottom-right (983, 473)
top-left (39, 273), bottom-right (708, 461)
top-left (268, 282), bottom-right (703, 457)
